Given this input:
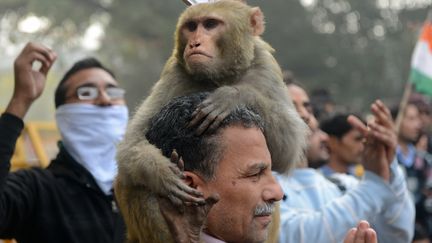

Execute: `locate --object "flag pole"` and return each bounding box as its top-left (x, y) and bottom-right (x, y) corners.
top-left (395, 82), bottom-right (413, 134)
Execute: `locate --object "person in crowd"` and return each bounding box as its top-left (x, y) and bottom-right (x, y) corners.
top-left (413, 223), bottom-right (431, 243)
top-left (305, 115), bottom-right (330, 169)
top-left (276, 81), bottom-right (414, 243)
top-left (393, 102), bottom-right (432, 240)
top-left (310, 88), bottom-right (335, 121)
top-left (285, 81), bottom-right (330, 169)
top-left (145, 91), bottom-right (379, 243)
top-left (146, 92), bottom-right (284, 243)
top-left (392, 102), bottom-right (430, 202)
top-left (319, 113), bottom-right (365, 178)
top-left (0, 42), bottom-right (127, 243)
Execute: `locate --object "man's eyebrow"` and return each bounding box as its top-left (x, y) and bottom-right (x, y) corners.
top-left (77, 82), bottom-right (96, 88)
top-left (246, 162), bottom-right (268, 172)
top-left (77, 82), bottom-right (118, 89)
top-left (105, 83), bottom-right (118, 88)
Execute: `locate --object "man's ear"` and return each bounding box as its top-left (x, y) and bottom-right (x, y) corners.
top-left (250, 7), bottom-right (265, 36)
top-left (183, 171), bottom-right (206, 190)
top-left (327, 136), bottom-right (338, 152)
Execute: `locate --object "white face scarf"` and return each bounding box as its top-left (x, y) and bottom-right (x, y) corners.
top-left (55, 103), bottom-right (128, 195)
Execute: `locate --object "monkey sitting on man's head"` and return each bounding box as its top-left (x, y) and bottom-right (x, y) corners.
top-left (115, 0), bottom-right (308, 242)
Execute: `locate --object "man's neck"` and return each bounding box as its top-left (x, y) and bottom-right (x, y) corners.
top-left (398, 139), bottom-right (412, 155)
top-left (327, 157), bottom-right (349, 174)
top-left (296, 159), bottom-right (308, 168)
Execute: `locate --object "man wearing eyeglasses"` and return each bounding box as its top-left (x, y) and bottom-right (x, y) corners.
top-left (0, 42), bottom-right (127, 243)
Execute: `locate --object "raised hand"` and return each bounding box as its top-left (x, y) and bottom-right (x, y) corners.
top-left (348, 100), bottom-right (396, 182)
top-left (6, 42), bottom-right (57, 118)
top-left (343, 221), bottom-right (377, 243)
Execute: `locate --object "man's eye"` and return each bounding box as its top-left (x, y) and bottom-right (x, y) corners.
top-left (248, 171), bottom-right (263, 181)
top-left (77, 86), bottom-right (98, 100)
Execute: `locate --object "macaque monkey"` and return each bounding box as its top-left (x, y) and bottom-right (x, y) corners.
top-left (115, 1), bottom-right (308, 242)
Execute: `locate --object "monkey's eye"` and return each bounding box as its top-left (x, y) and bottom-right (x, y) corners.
top-left (203, 18), bottom-right (219, 30)
top-left (185, 21), bottom-right (197, 32)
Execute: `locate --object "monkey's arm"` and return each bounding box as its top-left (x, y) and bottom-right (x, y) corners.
top-left (190, 42), bottom-right (307, 173)
top-left (190, 42), bottom-right (285, 134)
top-left (159, 194), bottom-right (219, 243)
top-left (117, 139), bottom-right (205, 206)
top-left (116, 70), bottom-right (206, 205)
top-left (158, 154), bottom-right (219, 243)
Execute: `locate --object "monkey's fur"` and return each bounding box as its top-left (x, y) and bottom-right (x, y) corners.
top-left (115, 1), bottom-right (308, 242)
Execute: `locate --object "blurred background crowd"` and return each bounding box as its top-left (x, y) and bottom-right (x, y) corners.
top-left (1, 0), bottom-right (432, 242)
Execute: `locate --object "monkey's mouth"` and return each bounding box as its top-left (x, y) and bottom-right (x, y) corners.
top-left (188, 51), bottom-right (212, 58)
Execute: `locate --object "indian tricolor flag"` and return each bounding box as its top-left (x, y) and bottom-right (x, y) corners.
top-left (409, 12), bottom-right (432, 96)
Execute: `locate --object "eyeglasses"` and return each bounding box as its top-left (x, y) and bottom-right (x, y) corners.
top-left (76, 86), bottom-right (126, 101)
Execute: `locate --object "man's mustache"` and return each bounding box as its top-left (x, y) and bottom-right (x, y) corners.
top-left (254, 202), bottom-right (275, 216)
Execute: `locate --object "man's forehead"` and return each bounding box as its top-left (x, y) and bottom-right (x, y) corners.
top-left (287, 85), bottom-right (309, 101)
top-left (218, 126), bottom-right (271, 172)
top-left (65, 68), bottom-right (118, 88)
top-left (344, 129), bottom-right (363, 139)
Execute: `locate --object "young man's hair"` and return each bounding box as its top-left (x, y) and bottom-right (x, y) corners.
top-left (320, 113), bottom-right (363, 139)
top-left (145, 92), bottom-right (264, 181)
top-left (54, 57), bottom-right (116, 108)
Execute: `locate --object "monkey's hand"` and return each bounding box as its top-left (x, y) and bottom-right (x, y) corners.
top-left (164, 150), bottom-right (206, 207)
top-left (189, 86), bottom-right (241, 135)
top-left (159, 193), bottom-right (220, 243)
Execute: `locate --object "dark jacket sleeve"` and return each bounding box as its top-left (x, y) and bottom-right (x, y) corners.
top-left (0, 113), bottom-right (24, 185)
top-left (0, 112), bottom-right (25, 236)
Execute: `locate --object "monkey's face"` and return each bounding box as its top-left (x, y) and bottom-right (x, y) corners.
top-left (197, 126), bottom-right (283, 242)
top-left (175, 1), bottom-right (261, 82)
top-left (181, 16), bottom-right (226, 78)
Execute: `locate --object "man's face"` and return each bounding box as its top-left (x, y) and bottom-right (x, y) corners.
top-left (288, 85), bottom-right (329, 166)
top-left (287, 85), bottom-right (312, 125)
top-left (200, 126), bottom-right (283, 243)
top-left (328, 129), bottom-right (364, 165)
top-left (307, 126), bottom-right (330, 168)
top-left (63, 68), bottom-right (125, 106)
top-left (400, 104), bottom-right (422, 143)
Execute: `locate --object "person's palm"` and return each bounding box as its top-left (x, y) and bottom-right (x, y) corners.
top-left (14, 61), bottom-right (47, 102)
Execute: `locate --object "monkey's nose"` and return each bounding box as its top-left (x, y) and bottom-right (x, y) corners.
top-left (189, 42), bottom-right (201, 48)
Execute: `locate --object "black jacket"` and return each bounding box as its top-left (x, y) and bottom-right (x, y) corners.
top-left (0, 113), bottom-right (125, 243)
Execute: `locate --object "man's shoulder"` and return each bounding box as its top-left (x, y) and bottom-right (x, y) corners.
top-left (276, 169), bottom-right (338, 192)
top-left (9, 167), bottom-right (53, 180)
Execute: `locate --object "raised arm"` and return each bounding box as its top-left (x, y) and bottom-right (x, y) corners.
top-left (278, 100), bottom-right (414, 243)
top-left (0, 42), bottom-right (56, 235)
top-left (6, 42), bottom-right (56, 119)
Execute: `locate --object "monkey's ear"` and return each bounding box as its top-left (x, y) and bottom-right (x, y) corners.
top-left (250, 7), bottom-right (265, 36)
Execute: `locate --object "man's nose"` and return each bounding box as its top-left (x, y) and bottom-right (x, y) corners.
top-left (94, 89), bottom-right (113, 106)
top-left (320, 130), bottom-right (329, 141)
top-left (263, 176), bottom-right (284, 202)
